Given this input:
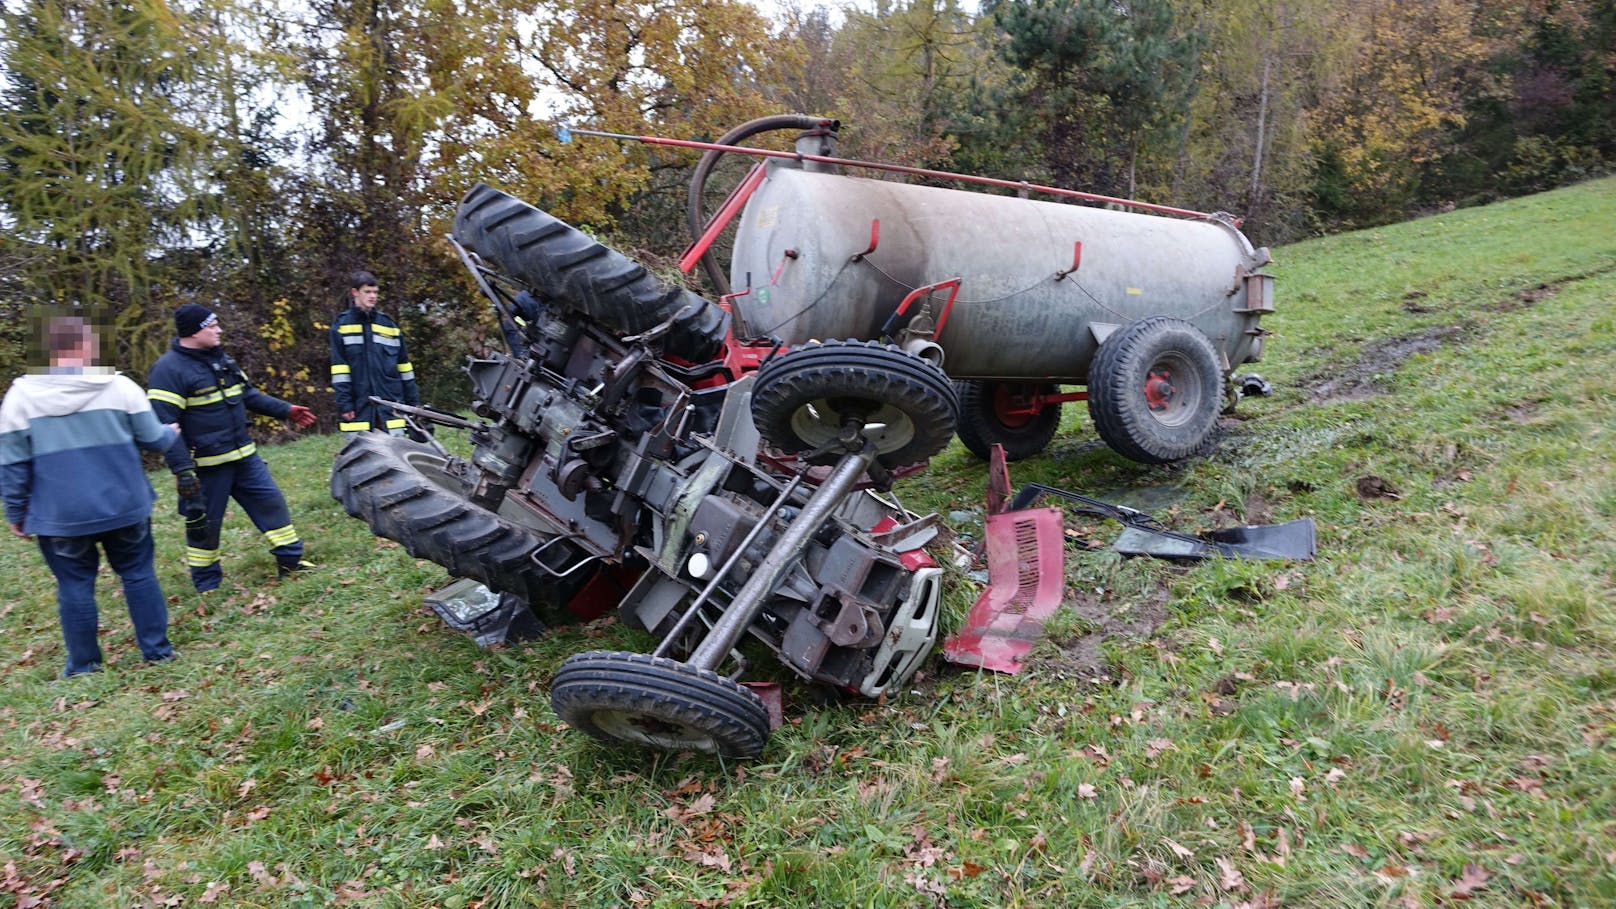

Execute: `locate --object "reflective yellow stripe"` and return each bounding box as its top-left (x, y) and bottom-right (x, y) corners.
top-left (186, 548), bottom-right (219, 567)
top-left (149, 389), bottom-right (186, 408)
top-left (337, 324), bottom-right (364, 334)
top-left (396, 362), bottom-right (414, 376)
top-left (224, 386), bottom-right (243, 399)
top-left (339, 421), bottom-right (371, 432)
top-left (194, 443), bottom-right (255, 467)
top-left (384, 419), bottom-right (407, 429)
top-left (186, 390), bottom-right (223, 407)
top-left (331, 364), bottom-right (350, 375)
top-left (263, 524), bottom-right (299, 546)
top-left (372, 324), bottom-right (400, 338)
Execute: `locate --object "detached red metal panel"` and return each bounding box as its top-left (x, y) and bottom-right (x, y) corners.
top-left (942, 505), bottom-right (1066, 673)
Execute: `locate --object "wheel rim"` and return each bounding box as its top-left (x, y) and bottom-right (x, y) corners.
top-left (991, 384), bottom-right (1039, 429)
top-left (590, 709), bottom-right (727, 753)
top-left (1141, 353), bottom-right (1205, 427)
top-left (786, 396), bottom-right (917, 457)
top-left (401, 449), bottom-right (474, 496)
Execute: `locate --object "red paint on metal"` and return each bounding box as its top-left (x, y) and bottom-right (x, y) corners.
top-left (1056, 241), bottom-right (1083, 279)
top-left (579, 129), bottom-right (1225, 222)
top-left (564, 565), bottom-right (643, 621)
top-left (1144, 369), bottom-right (1176, 411)
top-left (742, 682), bottom-right (784, 730)
top-left (868, 516), bottom-right (940, 570)
top-left (678, 162), bottom-right (768, 273)
top-left (892, 277), bottom-right (963, 336)
top-left (942, 505), bottom-right (1066, 673)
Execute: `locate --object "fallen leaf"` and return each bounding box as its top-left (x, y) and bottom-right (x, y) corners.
top-left (1217, 857), bottom-right (1248, 891)
top-left (199, 881), bottom-right (230, 904)
top-left (1163, 838), bottom-right (1194, 860)
top-left (1451, 863), bottom-right (1490, 897)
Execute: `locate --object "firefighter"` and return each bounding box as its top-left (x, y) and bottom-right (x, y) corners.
top-left (329, 270), bottom-right (418, 437)
top-left (147, 304), bottom-right (319, 591)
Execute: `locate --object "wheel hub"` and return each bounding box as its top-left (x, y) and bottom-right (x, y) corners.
top-left (1144, 369), bottom-right (1177, 411)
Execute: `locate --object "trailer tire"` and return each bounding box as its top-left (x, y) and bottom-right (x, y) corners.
top-left (751, 339), bottom-right (958, 467)
top-left (1087, 317), bottom-right (1222, 464)
top-left (551, 651), bottom-right (771, 758)
top-left (955, 380), bottom-right (1063, 461)
top-left (330, 433), bottom-right (586, 620)
top-left (452, 183), bottom-right (730, 363)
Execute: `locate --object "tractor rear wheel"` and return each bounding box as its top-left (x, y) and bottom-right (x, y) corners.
top-left (330, 433), bottom-right (585, 619)
top-left (452, 183), bottom-right (730, 363)
top-left (551, 651), bottom-right (771, 758)
top-left (1086, 317), bottom-right (1222, 464)
top-left (954, 380), bottom-right (1062, 461)
top-left (750, 340), bottom-right (958, 467)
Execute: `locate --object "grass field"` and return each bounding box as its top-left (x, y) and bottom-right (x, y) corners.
top-left (2, 177), bottom-right (1613, 908)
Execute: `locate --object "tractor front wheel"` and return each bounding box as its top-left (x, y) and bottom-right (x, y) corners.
top-left (551, 651), bottom-right (771, 758)
top-left (750, 339), bottom-right (958, 467)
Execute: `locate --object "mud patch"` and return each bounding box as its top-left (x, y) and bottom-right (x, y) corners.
top-left (1401, 290), bottom-right (1433, 313)
top-left (1042, 585), bottom-right (1172, 681)
top-left (1301, 325), bottom-right (1468, 403)
top-left (1355, 475), bottom-right (1402, 500)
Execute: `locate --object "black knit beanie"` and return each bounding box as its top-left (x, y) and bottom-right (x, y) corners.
top-left (174, 304), bottom-right (216, 337)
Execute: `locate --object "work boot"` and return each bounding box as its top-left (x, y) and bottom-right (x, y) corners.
top-left (277, 559), bottom-right (319, 580)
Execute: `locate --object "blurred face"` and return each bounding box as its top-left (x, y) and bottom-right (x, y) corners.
top-left (352, 284), bottom-right (379, 312)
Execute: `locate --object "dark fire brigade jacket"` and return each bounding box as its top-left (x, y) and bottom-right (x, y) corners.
top-left (329, 306), bottom-right (418, 426)
top-left (146, 341), bottom-right (293, 468)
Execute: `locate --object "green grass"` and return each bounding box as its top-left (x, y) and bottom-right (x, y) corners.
top-left (3, 176), bottom-right (1615, 907)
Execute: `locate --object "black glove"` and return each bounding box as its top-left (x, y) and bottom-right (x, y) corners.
top-left (175, 470), bottom-right (201, 500)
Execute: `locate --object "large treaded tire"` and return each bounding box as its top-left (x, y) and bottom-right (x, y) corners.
top-left (330, 433), bottom-right (578, 618)
top-left (750, 340), bottom-right (959, 467)
top-left (453, 183), bottom-right (729, 363)
top-left (954, 380), bottom-right (1062, 462)
top-left (1086, 317), bottom-right (1222, 464)
top-left (551, 651), bottom-right (771, 758)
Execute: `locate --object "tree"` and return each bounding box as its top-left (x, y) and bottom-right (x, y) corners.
top-left (0, 0), bottom-right (219, 375)
top-left (994, 0), bottom-right (1202, 198)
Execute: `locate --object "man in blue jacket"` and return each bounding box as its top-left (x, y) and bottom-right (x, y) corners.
top-left (147, 304), bottom-right (319, 591)
top-left (1, 314), bottom-right (180, 678)
top-left (330, 270), bottom-right (419, 437)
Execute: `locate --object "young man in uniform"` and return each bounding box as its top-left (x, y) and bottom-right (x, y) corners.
top-left (330, 270), bottom-right (419, 437)
top-left (1, 314), bottom-right (180, 677)
top-left (146, 304), bottom-right (319, 591)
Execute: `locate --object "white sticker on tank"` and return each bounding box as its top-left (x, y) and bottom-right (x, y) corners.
top-left (757, 206), bottom-right (778, 230)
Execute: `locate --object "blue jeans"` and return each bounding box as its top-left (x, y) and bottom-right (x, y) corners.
top-left (37, 520), bottom-right (173, 676)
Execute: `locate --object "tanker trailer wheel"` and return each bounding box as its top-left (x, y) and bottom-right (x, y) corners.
top-left (954, 380), bottom-right (1063, 461)
top-left (551, 651), bottom-right (771, 758)
top-left (1086, 317), bottom-right (1223, 464)
top-left (750, 339), bottom-right (958, 467)
top-left (330, 433), bottom-right (587, 621)
top-left (452, 183), bottom-right (729, 363)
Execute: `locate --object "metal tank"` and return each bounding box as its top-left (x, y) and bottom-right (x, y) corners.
top-left (728, 162), bottom-right (1273, 382)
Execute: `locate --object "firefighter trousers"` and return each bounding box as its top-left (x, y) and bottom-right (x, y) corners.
top-left (184, 454), bottom-right (302, 592)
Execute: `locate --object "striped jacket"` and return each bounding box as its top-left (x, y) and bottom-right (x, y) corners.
top-left (1, 370), bottom-right (178, 536)
top-left (329, 306), bottom-right (417, 432)
top-left (146, 341), bottom-right (292, 468)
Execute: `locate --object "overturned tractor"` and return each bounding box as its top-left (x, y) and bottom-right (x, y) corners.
top-left (333, 183), bottom-right (954, 757)
top-left (331, 117), bottom-right (1275, 757)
